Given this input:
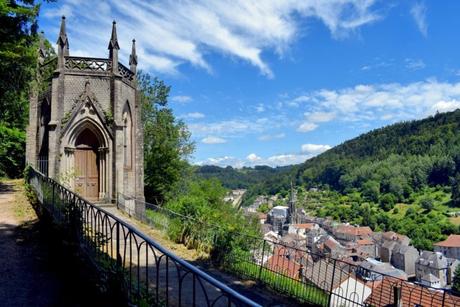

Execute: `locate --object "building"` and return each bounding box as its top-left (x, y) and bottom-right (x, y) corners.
top-left (390, 244), bottom-right (419, 277)
top-left (357, 258), bottom-right (408, 281)
top-left (415, 251), bottom-right (459, 288)
top-left (267, 206), bottom-right (290, 234)
top-left (288, 223), bottom-right (319, 238)
top-left (334, 225), bottom-right (373, 242)
top-left (434, 235), bottom-right (460, 260)
top-left (26, 17), bottom-right (144, 213)
top-left (365, 277), bottom-right (460, 307)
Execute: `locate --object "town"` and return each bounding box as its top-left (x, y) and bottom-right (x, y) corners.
top-left (230, 187), bottom-right (460, 305)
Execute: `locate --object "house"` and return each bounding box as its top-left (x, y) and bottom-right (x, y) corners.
top-left (357, 258), bottom-right (408, 281)
top-left (302, 259), bottom-right (372, 307)
top-left (364, 277), bottom-right (460, 307)
top-left (356, 239), bottom-right (378, 258)
top-left (434, 235), bottom-right (460, 260)
top-left (390, 244), bottom-right (419, 277)
top-left (306, 228), bottom-right (325, 249)
top-left (334, 225), bottom-right (373, 242)
top-left (415, 251), bottom-right (459, 288)
top-left (287, 223), bottom-right (319, 238)
top-left (265, 246), bottom-right (302, 280)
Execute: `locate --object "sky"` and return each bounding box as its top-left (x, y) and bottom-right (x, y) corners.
top-left (38, 0), bottom-right (460, 168)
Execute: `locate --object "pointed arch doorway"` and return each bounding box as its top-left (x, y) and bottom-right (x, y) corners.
top-left (74, 128), bottom-right (99, 200)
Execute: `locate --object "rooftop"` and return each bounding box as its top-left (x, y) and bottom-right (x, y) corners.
top-left (434, 235), bottom-right (460, 248)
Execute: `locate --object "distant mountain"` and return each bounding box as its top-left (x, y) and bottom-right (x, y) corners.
top-left (296, 109), bottom-right (460, 202)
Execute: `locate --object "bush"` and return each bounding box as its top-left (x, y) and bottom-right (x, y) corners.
top-left (0, 125), bottom-right (25, 178)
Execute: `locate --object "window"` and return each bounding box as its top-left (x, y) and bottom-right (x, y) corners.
top-left (123, 103), bottom-right (132, 168)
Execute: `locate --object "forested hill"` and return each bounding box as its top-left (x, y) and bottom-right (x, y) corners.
top-left (297, 109), bottom-right (460, 203)
top-left (197, 109), bottom-right (460, 207)
top-left (194, 165), bottom-right (297, 205)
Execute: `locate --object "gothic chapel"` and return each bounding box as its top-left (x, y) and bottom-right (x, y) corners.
top-left (26, 17), bottom-right (144, 212)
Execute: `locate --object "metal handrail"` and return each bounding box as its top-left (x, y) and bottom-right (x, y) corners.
top-left (28, 167), bottom-right (261, 307)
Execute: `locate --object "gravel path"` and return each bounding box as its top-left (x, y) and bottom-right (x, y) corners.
top-left (0, 181), bottom-right (110, 307)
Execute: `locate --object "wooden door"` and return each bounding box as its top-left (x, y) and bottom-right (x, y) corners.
top-left (75, 149), bottom-right (99, 200)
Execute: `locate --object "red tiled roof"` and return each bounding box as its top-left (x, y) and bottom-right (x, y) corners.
top-left (434, 235), bottom-right (460, 248)
top-left (365, 277), bottom-right (460, 307)
top-left (294, 223), bottom-right (316, 230)
top-left (336, 225), bottom-right (373, 236)
top-left (265, 247), bottom-right (302, 280)
top-left (357, 239), bottom-right (374, 245)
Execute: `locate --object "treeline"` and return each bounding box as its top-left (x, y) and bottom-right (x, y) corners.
top-left (296, 110), bottom-right (460, 207)
top-left (0, 1), bottom-right (41, 178)
top-left (195, 164), bottom-right (296, 206)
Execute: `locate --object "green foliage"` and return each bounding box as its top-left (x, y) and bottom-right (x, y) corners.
top-left (0, 125), bottom-right (26, 178)
top-left (227, 260), bottom-right (328, 306)
top-left (420, 197), bottom-right (434, 211)
top-left (139, 71), bottom-right (195, 204)
top-left (0, 0), bottom-right (40, 130)
top-left (164, 178), bottom-right (260, 261)
top-left (194, 164), bottom-right (295, 206)
top-left (453, 264), bottom-right (460, 293)
top-left (257, 203), bottom-right (270, 214)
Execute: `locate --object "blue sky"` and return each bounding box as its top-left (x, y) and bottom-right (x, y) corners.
top-left (38, 1), bottom-right (460, 167)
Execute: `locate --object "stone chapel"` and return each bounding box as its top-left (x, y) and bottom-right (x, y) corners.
top-left (26, 16), bottom-right (144, 209)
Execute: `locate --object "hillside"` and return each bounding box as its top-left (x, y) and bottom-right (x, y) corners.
top-left (296, 109), bottom-right (460, 201)
top-left (194, 165), bottom-right (296, 206)
top-left (197, 110), bottom-right (460, 249)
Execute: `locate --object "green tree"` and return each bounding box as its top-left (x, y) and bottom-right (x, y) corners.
top-left (139, 72), bottom-right (195, 204)
top-left (420, 197), bottom-right (434, 211)
top-left (452, 263), bottom-right (460, 293)
top-left (379, 193), bottom-right (395, 211)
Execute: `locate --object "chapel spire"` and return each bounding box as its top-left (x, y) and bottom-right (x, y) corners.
top-left (129, 39), bottom-right (138, 75)
top-left (108, 21), bottom-right (119, 73)
top-left (57, 16), bottom-right (69, 68)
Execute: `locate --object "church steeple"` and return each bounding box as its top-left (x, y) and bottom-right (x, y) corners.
top-left (57, 16), bottom-right (69, 68)
top-left (129, 39), bottom-right (137, 75)
top-left (108, 21), bottom-right (119, 73)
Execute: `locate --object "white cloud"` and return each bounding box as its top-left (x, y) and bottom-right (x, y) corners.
top-left (305, 111), bottom-right (336, 123)
top-left (292, 80), bottom-right (460, 126)
top-left (181, 112), bottom-right (205, 119)
top-left (410, 2), bottom-right (428, 37)
top-left (431, 100), bottom-right (460, 113)
top-left (405, 58), bottom-right (426, 70)
top-left (258, 133), bottom-right (285, 141)
top-left (247, 153), bottom-right (262, 162)
top-left (297, 122), bottom-right (318, 133)
top-left (201, 136), bottom-right (227, 144)
top-left (189, 119), bottom-right (265, 138)
top-left (301, 144), bottom-right (332, 154)
top-left (196, 153), bottom-right (310, 167)
top-left (42, 0), bottom-right (381, 76)
top-left (171, 95), bottom-right (193, 104)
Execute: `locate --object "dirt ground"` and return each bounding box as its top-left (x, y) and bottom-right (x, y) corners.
top-left (0, 180), bottom-right (116, 307)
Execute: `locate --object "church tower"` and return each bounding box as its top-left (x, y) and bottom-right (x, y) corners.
top-left (26, 17), bottom-right (144, 214)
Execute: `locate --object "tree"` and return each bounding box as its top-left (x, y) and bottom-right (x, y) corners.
top-left (138, 72), bottom-right (195, 204)
top-left (453, 264), bottom-right (460, 293)
top-left (452, 173), bottom-right (460, 207)
top-left (420, 197), bottom-right (434, 211)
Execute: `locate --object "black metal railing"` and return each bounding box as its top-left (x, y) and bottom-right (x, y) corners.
top-left (117, 194), bottom-right (460, 307)
top-left (27, 167), bottom-right (260, 307)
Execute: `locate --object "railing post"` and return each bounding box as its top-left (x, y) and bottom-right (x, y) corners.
top-left (393, 286), bottom-right (402, 307)
top-left (327, 259), bottom-right (337, 306)
top-left (258, 239), bottom-right (267, 282)
top-left (116, 221), bottom-right (121, 268)
top-left (442, 289), bottom-right (447, 307)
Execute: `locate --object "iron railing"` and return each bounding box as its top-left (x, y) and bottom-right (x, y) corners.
top-left (117, 194), bottom-right (460, 307)
top-left (27, 167), bottom-right (260, 307)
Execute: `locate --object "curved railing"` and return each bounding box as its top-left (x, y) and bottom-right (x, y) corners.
top-left (27, 167), bottom-right (260, 307)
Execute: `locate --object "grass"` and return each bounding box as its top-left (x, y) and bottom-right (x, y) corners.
top-left (10, 179), bottom-right (38, 223)
top-left (227, 259), bottom-right (329, 306)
